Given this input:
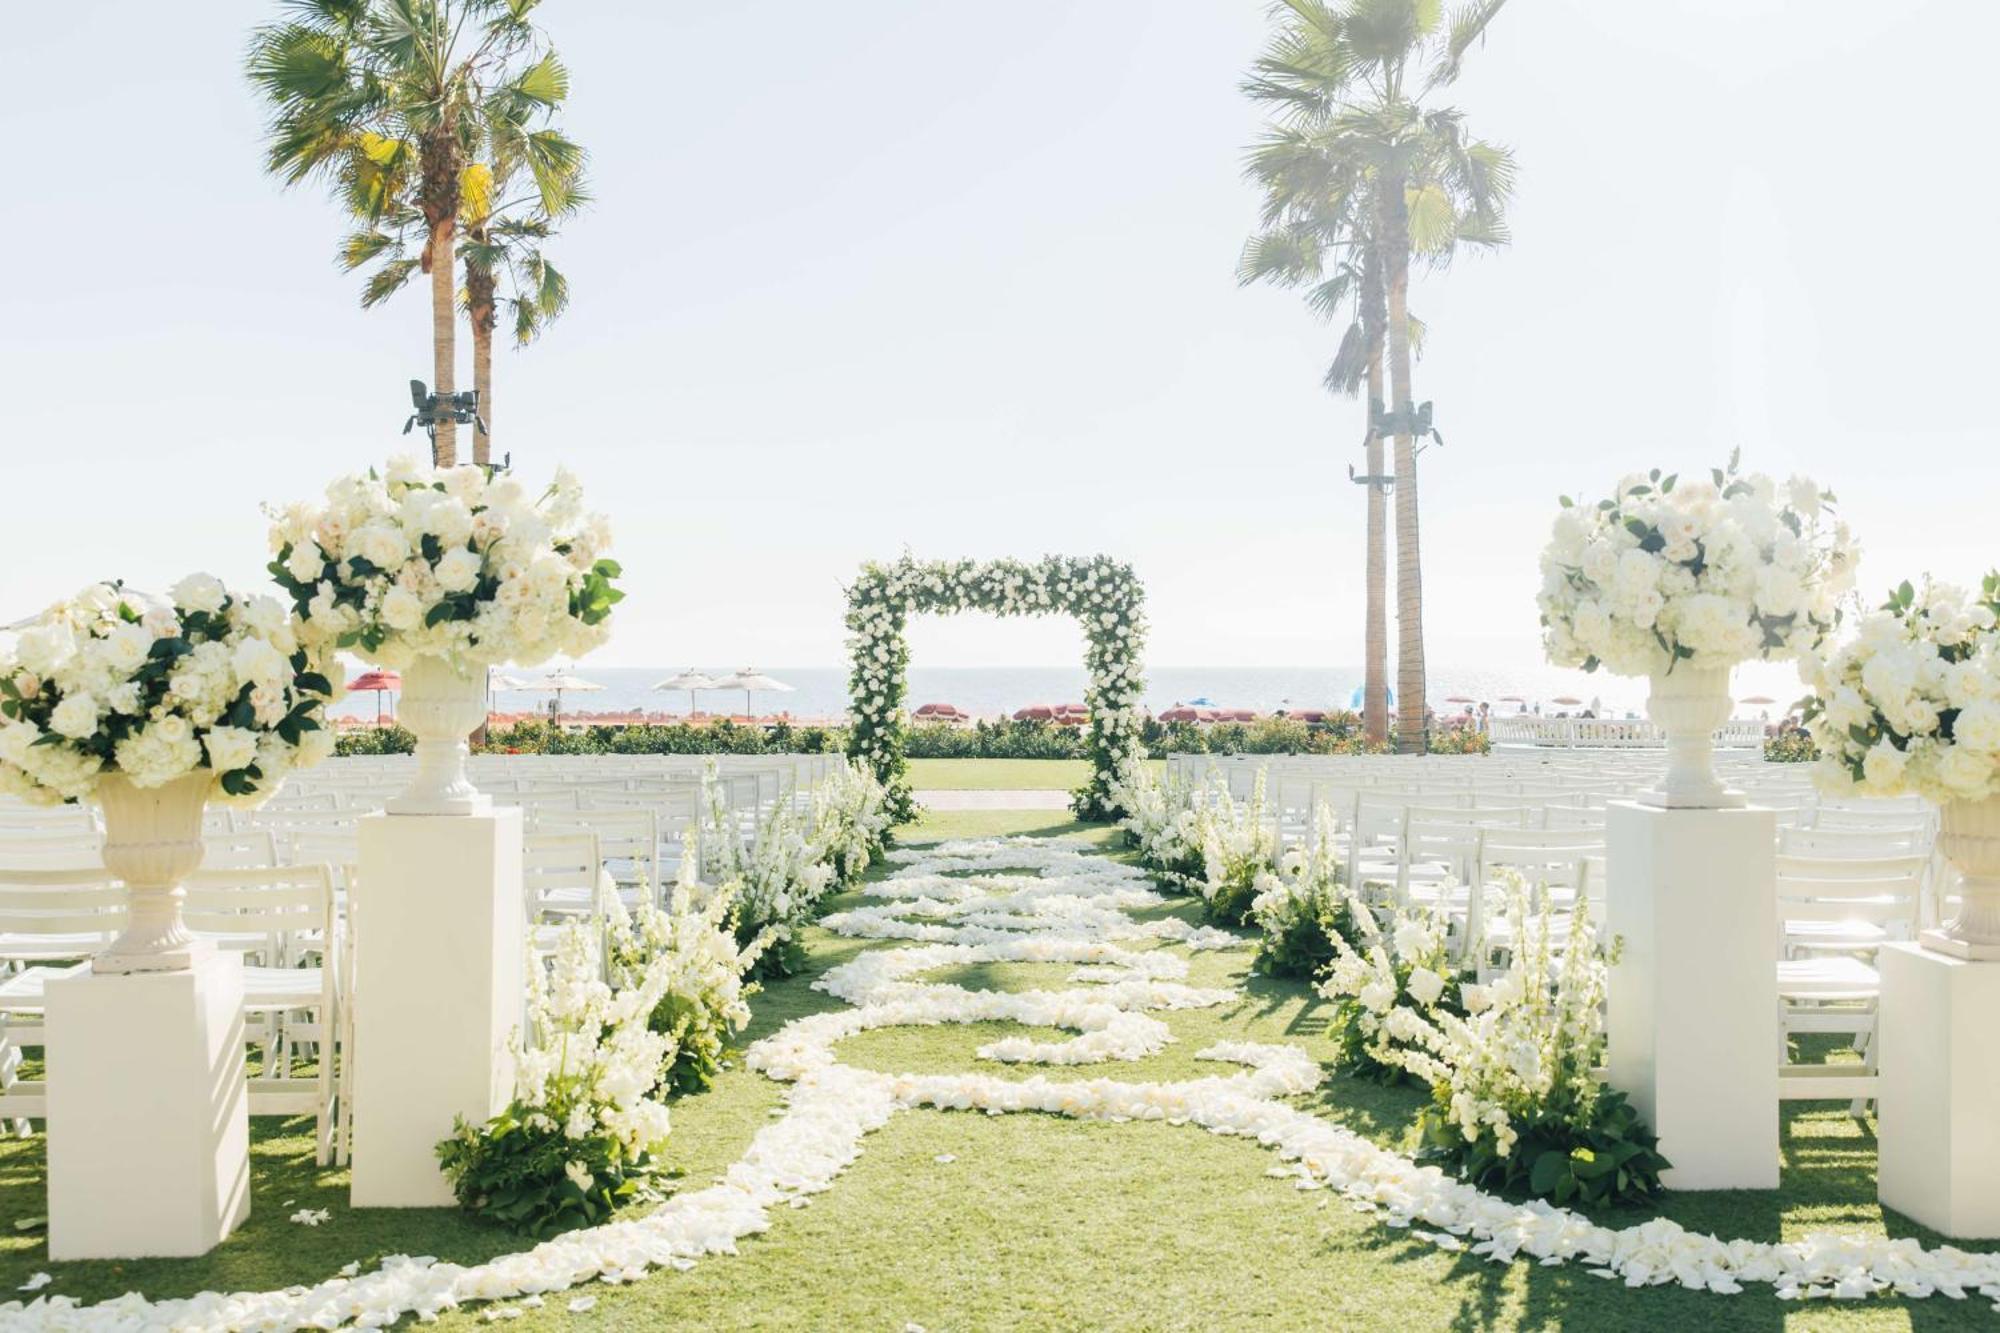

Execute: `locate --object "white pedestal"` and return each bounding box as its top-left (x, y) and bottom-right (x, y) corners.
top-left (350, 808), bottom-right (525, 1208)
top-left (1877, 942), bottom-right (2000, 1237)
top-left (1606, 801), bottom-right (1778, 1190)
top-left (43, 952), bottom-right (250, 1258)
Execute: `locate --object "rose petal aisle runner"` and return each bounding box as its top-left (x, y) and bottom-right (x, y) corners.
top-left (11, 837), bottom-right (2000, 1327)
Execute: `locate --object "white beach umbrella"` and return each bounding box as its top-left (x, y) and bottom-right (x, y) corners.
top-left (711, 668), bottom-right (793, 717)
top-left (652, 669), bottom-right (717, 716)
top-left (524, 671), bottom-right (603, 722)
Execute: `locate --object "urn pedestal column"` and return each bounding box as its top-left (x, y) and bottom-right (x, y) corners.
top-left (1606, 800), bottom-right (1778, 1189)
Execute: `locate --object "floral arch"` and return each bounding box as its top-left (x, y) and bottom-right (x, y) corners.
top-left (845, 555), bottom-right (1148, 822)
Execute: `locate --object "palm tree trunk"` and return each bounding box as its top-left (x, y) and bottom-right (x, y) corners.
top-left (470, 286), bottom-right (493, 466)
top-left (428, 219), bottom-right (458, 467)
top-left (1381, 179), bottom-right (1426, 754)
top-left (1360, 252), bottom-right (1390, 748)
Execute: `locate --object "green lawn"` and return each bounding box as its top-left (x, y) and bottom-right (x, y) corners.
top-left (0, 810), bottom-right (1980, 1330)
top-left (906, 758), bottom-right (1164, 790)
top-left (906, 757), bottom-right (1092, 790)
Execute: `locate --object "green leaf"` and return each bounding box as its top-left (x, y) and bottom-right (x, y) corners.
top-left (1529, 1148), bottom-right (1568, 1195)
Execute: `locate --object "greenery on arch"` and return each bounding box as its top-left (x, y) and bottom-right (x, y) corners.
top-left (844, 555), bottom-right (1147, 822)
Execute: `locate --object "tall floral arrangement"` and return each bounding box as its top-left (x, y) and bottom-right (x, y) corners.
top-left (0, 576), bottom-right (339, 805)
top-left (1113, 764), bottom-right (1209, 889)
top-left (606, 851), bottom-right (766, 1098)
top-left (1248, 802), bottom-right (1357, 979)
top-left (1323, 880), bottom-right (1669, 1207)
top-left (808, 759), bottom-right (892, 886)
top-left (436, 923), bottom-right (676, 1236)
top-left (1320, 894), bottom-right (1462, 1083)
top-left (844, 555), bottom-right (1147, 822)
top-left (266, 456), bottom-right (621, 669)
top-left (1195, 770), bottom-right (1277, 928)
top-left (1802, 574), bottom-right (2000, 801)
top-left (698, 773), bottom-right (835, 980)
top-left (1537, 454), bottom-right (1855, 677)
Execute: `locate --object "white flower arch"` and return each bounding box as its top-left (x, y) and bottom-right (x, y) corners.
top-left (843, 555), bottom-right (1147, 820)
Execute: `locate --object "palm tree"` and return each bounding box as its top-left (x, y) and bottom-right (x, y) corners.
top-left (1237, 148), bottom-right (1392, 745)
top-left (1241, 0), bottom-right (1515, 752)
top-left (458, 80), bottom-right (587, 462)
top-left (246, 0), bottom-right (568, 466)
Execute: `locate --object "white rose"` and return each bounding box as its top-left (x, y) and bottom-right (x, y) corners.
top-left (434, 547), bottom-right (483, 593)
top-left (352, 523), bottom-right (411, 571)
top-left (49, 693), bottom-right (102, 740)
top-left (380, 587), bottom-right (425, 632)
top-left (170, 573), bottom-right (228, 615)
top-left (1861, 741), bottom-right (1908, 791)
top-left (1938, 745), bottom-right (1995, 799)
top-left (232, 637), bottom-right (288, 688)
top-left (203, 725), bottom-right (260, 774)
top-left (285, 543), bottom-right (325, 583)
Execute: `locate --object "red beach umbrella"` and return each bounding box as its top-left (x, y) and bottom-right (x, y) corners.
top-left (347, 669), bottom-right (402, 724)
top-left (1013, 704), bottom-right (1056, 721)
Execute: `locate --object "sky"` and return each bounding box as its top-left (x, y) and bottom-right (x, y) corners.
top-left (2, 0), bottom-right (1995, 681)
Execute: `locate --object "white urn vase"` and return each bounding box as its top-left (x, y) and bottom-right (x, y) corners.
top-left (387, 654), bottom-right (492, 817)
top-left (93, 771), bottom-right (211, 974)
top-left (1637, 666), bottom-right (1745, 809)
top-left (1924, 795), bottom-right (2000, 961)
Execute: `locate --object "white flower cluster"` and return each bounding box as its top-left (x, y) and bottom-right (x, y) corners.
top-left (688, 760), bottom-right (888, 982)
top-left (808, 759), bottom-right (893, 886)
top-left (511, 923), bottom-right (677, 1167)
top-left (1112, 764), bottom-right (1213, 887)
top-left (843, 555), bottom-right (1147, 819)
top-left (1804, 573), bottom-right (2000, 803)
top-left (1247, 803), bottom-right (1346, 964)
top-left (0, 576), bottom-right (338, 806)
top-left (1194, 769), bottom-right (1278, 922)
top-left (1538, 460), bottom-right (1856, 677)
top-left (1323, 876), bottom-right (1612, 1162)
top-left (606, 850), bottom-right (766, 1094)
top-left (10, 836), bottom-right (2000, 1328)
top-left (266, 456), bottom-right (621, 670)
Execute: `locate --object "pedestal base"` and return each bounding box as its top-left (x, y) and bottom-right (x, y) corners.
top-left (1878, 943), bottom-right (2000, 1237)
top-left (44, 952), bottom-right (249, 1259)
top-left (1606, 800), bottom-right (1778, 1189)
top-left (1633, 787), bottom-right (1747, 811)
top-left (92, 934), bottom-right (216, 976)
top-left (350, 808), bottom-right (524, 1208)
top-left (1917, 928), bottom-right (2000, 963)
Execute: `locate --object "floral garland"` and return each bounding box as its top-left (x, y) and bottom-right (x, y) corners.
top-left (10, 838), bottom-right (2000, 1327)
top-left (844, 555), bottom-right (1147, 822)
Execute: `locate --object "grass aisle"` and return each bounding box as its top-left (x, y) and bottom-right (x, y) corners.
top-left (0, 808), bottom-right (1981, 1330)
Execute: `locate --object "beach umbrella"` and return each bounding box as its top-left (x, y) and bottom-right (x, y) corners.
top-left (1012, 703), bottom-right (1056, 721)
top-left (711, 669), bottom-right (793, 717)
top-left (524, 671), bottom-right (603, 724)
top-left (1443, 695), bottom-right (1475, 705)
top-left (1551, 696), bottom-right (1583, 707)
top-left (1158, 705), bottom-right (1202, 723)
top-left (1741, 695), bottom-right (1778, 705)
top-left (913, 702), bottom-right (967, 722)
top-left (1345, 685), bottom-right (1396, 711)
top-left (348, 669), bottom-right (401, 724)
top-left (490, 672), bottom-right (536, 691)
top-left (653, 669), bottom-right (717, 716)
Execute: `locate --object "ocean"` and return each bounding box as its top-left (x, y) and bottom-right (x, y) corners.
top-left (331, 663), bottom-right (1813, 724)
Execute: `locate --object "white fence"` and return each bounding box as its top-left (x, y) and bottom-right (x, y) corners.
top-left (1487, 716), bottom-right (1767, 750)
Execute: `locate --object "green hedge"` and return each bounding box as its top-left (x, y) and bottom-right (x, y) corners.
top-left (331, 713), bottom-right (1491, 759)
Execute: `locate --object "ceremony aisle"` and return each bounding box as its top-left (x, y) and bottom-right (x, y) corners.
top-left (0, 809), bottom-right (1977, 1331)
